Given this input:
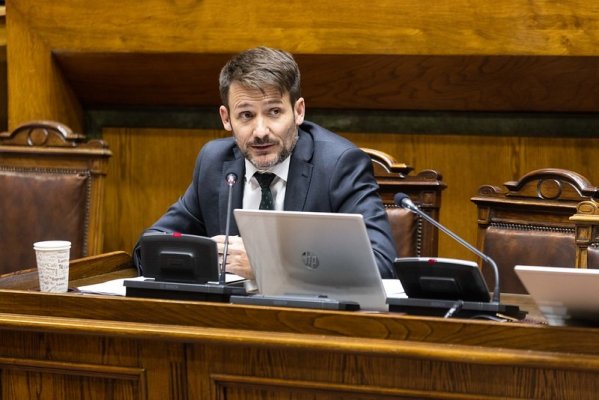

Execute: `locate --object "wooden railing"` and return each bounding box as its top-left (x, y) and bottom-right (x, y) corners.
top-left (0, 251), bottom-right (598, 399)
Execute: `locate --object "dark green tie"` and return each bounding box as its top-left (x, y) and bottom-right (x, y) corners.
top-left (255, 172), bottom-right (276, 210)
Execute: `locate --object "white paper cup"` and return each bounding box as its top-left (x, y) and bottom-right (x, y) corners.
top-left (33, 240), bottom-right (71, 293)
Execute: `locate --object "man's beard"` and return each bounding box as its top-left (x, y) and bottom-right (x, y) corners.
top-left (244, 132), bottom-right (299, 170)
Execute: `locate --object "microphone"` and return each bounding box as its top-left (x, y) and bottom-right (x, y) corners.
top-left (219, 172), bottom-right (238, 285)
top-left (124, 172), bottom-right (247, 304)
top-left (394, 192), bottom-right (501, 304)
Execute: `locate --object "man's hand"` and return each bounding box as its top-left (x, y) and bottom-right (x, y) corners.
top-left (212, 235), bottom-right (254, 280)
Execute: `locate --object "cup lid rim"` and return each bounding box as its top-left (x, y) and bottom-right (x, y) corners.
top-left (33, 240), bottom-right (72, 249)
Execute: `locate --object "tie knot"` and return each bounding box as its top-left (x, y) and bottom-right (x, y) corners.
top-left (255, 172), bottom-right (276, 189)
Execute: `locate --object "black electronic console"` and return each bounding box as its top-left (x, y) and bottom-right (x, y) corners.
top-left (389, 193), bottom-right (527, 321)
top-left (124, 231), bottom-right (247, 302)
top-left (124, 277), bottom-right (247, 302)
top-left (388, 257), bottom-right (525, 319)
top-left (387, 296), bottom-right (525, 320)
top-left (230, 294), bottom-right (360, 311)
top-left (125, 172), bottom-right (245, 302)
top-left (393, 257), bottom-right (491, 302)
top-left (139, 231), bottom-right (219, 284)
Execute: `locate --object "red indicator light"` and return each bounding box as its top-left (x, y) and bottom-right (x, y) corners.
top-left (173, 232), bottom-right (182, 238)
top-left (427, 258), bottom-right (437, 264)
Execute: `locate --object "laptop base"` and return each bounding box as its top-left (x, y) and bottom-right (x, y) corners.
top-left (387, 297), bottom-right (527, 320)
top-left (124, 278), bottom-right (247, 302)
top-left (230, 294), bottom-right (360, 311)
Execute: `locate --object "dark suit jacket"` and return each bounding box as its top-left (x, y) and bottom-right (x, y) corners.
top-left (134, 121), bottom-right (397, 278)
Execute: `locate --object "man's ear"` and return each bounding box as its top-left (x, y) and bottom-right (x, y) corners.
top-left (219, 105), bottom-right (232, 131)
top-left (294, 97), bottom-right (305, 125)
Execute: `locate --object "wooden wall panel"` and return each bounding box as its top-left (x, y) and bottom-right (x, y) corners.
top-left (6, 3), bottom-right (83, 130)
top-left (102, 128), bottom-right (599, 261)
top-left (4, 263), bottom-right (599, 399)
top-left (1, 369), bottom-right (142, 400)
top-left (3, 271), bottom-right (599, 399)
top-left (343, 132), bottom-right (599, 261)
top-left (0, 7), bottom-right (6, 131)
top-left (0, 329), bottom-right (190, 400)
top-left (6, 0), bottom-right (599, 129)
top-left (102, 128), bottom-right (229, 254)
top-left (51, 53), bottom-right (599, 113)
top-left (9, 1), bottom-right (599, 55)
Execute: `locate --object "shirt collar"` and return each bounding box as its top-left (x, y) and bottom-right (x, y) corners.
top-left (245, 156), bottom-right (291, 184)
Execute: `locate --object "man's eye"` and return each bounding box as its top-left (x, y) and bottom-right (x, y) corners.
top-left (270, 108), bottom-right (281, 116)
top-left (239, 112), bottom-right (253, 120)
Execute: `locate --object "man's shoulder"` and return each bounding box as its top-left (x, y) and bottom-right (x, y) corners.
top-left (198, 136), bottom-right (236, 155)
top-left (300, 121), bottom-right (356, 149)
top-left (203, 136), bottom-right (236, 149)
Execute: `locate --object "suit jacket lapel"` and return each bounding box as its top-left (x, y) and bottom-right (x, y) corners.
top-left (284, 130), bottom-right (313, 211)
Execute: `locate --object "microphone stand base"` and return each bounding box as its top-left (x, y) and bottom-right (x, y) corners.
top-left (387, 297), bottom-right (527, 320)
top-left (124, 278), bottom-right (247, 302)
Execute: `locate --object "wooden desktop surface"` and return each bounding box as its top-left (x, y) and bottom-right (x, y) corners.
top-left (0, 251), bottom-right (597, 399)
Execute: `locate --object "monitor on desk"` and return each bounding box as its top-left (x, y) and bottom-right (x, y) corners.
top-left (233, 209), bottom-right (388, 312)
top-left (515, 265), bottom-right (599, 326)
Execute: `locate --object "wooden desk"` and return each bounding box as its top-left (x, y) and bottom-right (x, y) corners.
top-left (0, 252), bottom-right (598, 399)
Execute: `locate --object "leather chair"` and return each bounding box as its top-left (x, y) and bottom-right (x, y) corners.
top-left (362, 148), bottom-right (446, 258)
top-left (0, 120), bottom-right (112, 274)
top-left (471, 168), bottom-right (599, 294)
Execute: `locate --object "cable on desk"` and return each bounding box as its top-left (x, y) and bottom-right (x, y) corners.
top-left (444, 300), bottom-right (464, 318)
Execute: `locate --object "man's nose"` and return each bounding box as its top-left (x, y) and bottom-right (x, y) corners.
top-left (253, 116), bottom-right (269, 137)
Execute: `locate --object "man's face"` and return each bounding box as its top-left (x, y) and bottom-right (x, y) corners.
top-left (219, 82), bottom-right (305, 169)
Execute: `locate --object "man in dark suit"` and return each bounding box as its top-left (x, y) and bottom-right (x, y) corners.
top-left (134, 46), bottom-right (397, 279)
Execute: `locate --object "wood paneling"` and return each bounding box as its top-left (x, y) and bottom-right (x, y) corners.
top-left (7, 0), bottom-right (599, 259)
top-left (0, 254), bottom-right (598, 399)
top-left (0, 6), bottom-right (6, 131)
top-left (0, 7), bottom-right (5, 46)
top-left (6, 2), bottom-right (82, 131)
top-left (102, 128), bottom-right (229, 254)
top-left (345, 132), bottom-right (599, 261)
top-left (8, 1), bottom-right (599, 55)
top-left (102, 128), bottom-right (599, 261)
top-left (53, 52), bottom-right (599, 112)
top-left (0, 356), bottom-right (145, 400)
top-left (6, 0), bottom-right (599, 129)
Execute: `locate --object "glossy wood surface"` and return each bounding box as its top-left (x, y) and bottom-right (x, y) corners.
top-left (51, 52), bottom-right (599, 113)
top-left (6, 0), bottom-right (599, 129)
top-left (0, 252), bottom-right (598, 399)
top-left (0, 6), bottom-right (6, 131)
top-left (10, 1), bottom-right (599, 55)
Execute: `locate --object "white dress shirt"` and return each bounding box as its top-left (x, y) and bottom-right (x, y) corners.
top-left (242, 157), bottom-right (290, 211)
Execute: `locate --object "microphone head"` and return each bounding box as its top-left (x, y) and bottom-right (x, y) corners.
top-left (394, 192), bottom-right (419, 212)
top-left (226, 173), bottom-right (238, 185)
top-left (393, 192), bottom-right (411, 207)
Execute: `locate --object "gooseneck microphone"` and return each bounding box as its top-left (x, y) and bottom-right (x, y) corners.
top-left (219, 172), bottom-right (238, 285)
top-left (394, 192), bottom-right (501, 304)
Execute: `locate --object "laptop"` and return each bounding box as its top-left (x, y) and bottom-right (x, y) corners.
top-left (515, 265), bottom-right (599, 326)
top-left (232, 209), bottom-right (388, 312)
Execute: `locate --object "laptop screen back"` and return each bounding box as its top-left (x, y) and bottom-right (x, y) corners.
top-left (515, 265), bottom-right (599, 326)
top-left (233, 209), bottom-right (388, 311)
